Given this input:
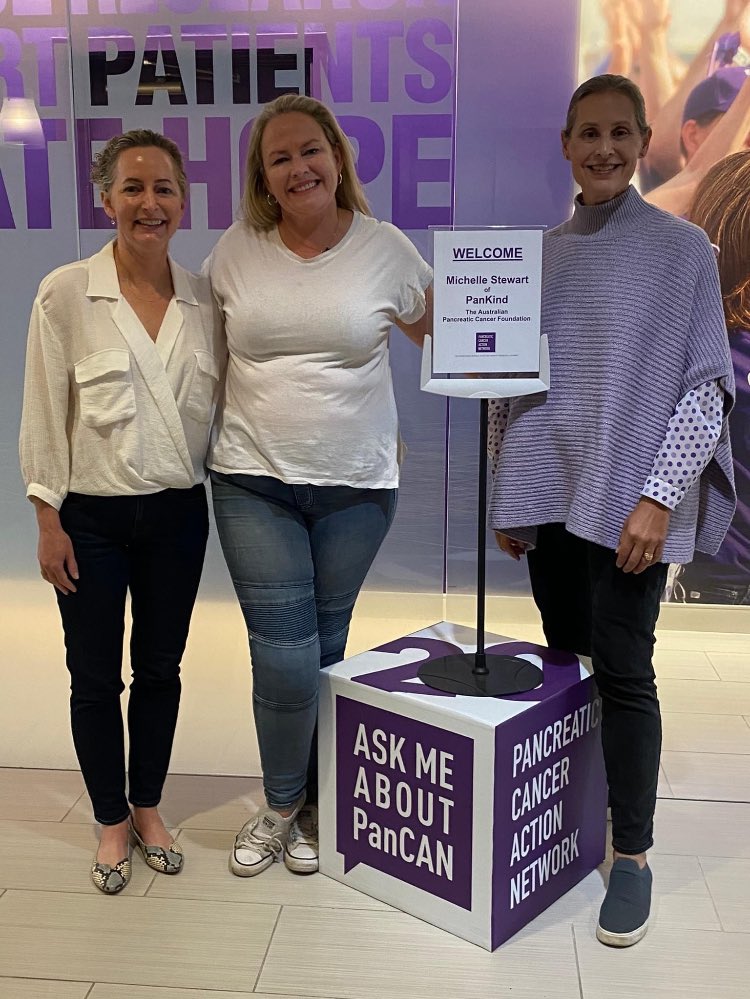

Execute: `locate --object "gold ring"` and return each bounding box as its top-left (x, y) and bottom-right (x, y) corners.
top-left (642, 552), bottom-right (654, 562)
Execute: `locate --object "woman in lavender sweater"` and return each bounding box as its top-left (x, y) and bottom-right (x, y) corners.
top-left (489, 75), bottom-right (735, 948)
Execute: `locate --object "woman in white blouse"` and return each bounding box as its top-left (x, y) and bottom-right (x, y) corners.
top-left (207, 94), bottom-right (432, 879)
top-left (19, 131), bottom-right (224, 894)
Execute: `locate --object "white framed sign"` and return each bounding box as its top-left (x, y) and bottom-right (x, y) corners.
top-left (432, 227), bottom-right (543, 376)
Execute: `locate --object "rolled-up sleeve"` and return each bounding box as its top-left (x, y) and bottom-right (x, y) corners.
top-left (19, 299), bottom-right (71, 510)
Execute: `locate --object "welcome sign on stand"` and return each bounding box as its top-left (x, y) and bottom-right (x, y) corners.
top-left (318, 622), bottom-right (607, 950)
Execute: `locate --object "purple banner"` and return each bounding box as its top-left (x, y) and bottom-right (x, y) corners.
top-left (335, 696), bottom-right (473, 909)
top-left (491, 675), bottom-right (607, 948)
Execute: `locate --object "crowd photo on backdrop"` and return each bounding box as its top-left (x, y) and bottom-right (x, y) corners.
top-left (19, 130), bottom-right (224, 894)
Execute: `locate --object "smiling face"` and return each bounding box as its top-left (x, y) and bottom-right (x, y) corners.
top-left (260, 111), bottom-right (343, 224)
top-left (102, 146), bottom-right (184, 255)
top-left (562, 90), bottom-right (651, 205)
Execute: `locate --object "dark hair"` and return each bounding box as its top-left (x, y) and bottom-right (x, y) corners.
top-left (562, 74), bottom-right (650, 138)
top-left (241, 93), bottom-right (371, 230)
top-left (690, 150), bottom-right (750, 331)
top-left (91, 129), bottom-right (187, 199)
top-left (679, 110), bottom-right (722, 160)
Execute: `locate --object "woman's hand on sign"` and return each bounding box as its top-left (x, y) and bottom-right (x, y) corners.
top-left (495, 531), bottom-right (529, 561)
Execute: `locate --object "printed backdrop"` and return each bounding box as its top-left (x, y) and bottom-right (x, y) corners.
top-left (2, 0), bottom-right (743, 602)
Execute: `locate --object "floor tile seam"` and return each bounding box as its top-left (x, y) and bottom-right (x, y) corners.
top-left (140, 890), bottom-right (390, 912)
top-left (274, 901), bottom-right (407, 919)
top-left (694, 856), bottom-right (726, 932)
top-left (0, 766), bottom-right (82, 775)
top-left (0, 974), bottom-right (93, 986)
top-left (657, 793), bottom-right (750, 805)
top-left (0, 885), bottom-right (156, 899)
top-left (744, 716), bottom-right (750, 731)
top-left (251, 902), bottom-right (284, 993)
top-left (118, 891), bottom-right (284, 912)
top-left (0, 886), bottom-right (287, 912)
top-left (570, 924), bottom-right (585, 999)
top-left (60, 789), bottom-right (88, 823)
top-left (651, 848), bottom-right (750, 860)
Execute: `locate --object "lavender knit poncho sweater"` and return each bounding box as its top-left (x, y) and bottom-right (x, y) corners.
top-left (488, 186), bottom-right (736, 564)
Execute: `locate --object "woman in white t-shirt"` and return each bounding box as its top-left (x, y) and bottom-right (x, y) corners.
top-left (207, 93), bottom-right (432, 878)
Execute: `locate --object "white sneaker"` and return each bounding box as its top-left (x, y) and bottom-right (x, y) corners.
top-left (230, 798), bottom-right (303, 877)
top-left (284, 804), bottom-right (319, 874)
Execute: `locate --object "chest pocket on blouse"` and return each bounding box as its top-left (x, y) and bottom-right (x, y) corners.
top-left (186, 350), bottom-right (219, 423)
top-left (74, 349), bottom-right (136, 428)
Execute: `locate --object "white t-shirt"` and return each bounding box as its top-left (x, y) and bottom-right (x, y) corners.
top-left (207, 211), bottom-right (432, 489)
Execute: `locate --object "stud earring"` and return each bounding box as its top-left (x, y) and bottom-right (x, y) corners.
top-left (109, 216), bottom-right (116, 226)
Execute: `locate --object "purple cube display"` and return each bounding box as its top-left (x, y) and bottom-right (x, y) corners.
top-left (318, 622), bottom-right (607, 950)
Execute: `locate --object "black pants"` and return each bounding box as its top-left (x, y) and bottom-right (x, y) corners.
top-left (56, 486), bottom-right (208, 825)
top-left (527, 523), bottom-right (668, 855)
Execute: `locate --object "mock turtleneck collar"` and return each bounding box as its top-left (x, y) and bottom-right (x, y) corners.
top-left (567, 184), bottom-right (647, 235)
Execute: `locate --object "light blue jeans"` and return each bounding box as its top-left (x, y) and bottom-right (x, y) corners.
top-left (211, 471), bottom-right (397, 809)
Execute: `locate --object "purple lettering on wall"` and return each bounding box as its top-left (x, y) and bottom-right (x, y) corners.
top-left (392, 112), bottom-right (451, 229)
top-left (163, 115), bottom-right (233, 229)
top-left (11, 0), bottom-right (52, 14)
top-left (24, 117), bottom-right (66, 228)
top-left (75, 116), bottom-right (122, 228)
top-left (237, 113), bottom-right (253, 179)
top-left (404, 18), bottom-right (451, 103)
top-left (21, 28), bottom-right (69, 108)
top-left (306, 20), bottom-right (353, 102)
top-left (357, 19), bottom-right (402, 102)
top-left (0, 165), bottom-right (15, 229)
top-left (0, 28), bottom-right (25, 99)
top-left (338, 114), bottom-right (384, 184)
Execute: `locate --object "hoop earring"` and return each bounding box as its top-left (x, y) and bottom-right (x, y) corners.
top-left (266, 192), bottom-right (278, 206)
top-left (338, 173), bottom-right (342, 187)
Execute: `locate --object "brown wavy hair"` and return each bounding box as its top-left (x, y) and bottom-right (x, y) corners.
top-left (91, 129), bottom-right (187, 199)
top-left (241, 93), bottom-right (371, 231)
top-left (690, 150), bottom-right (750, 331)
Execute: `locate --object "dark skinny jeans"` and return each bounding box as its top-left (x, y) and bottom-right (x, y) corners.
top-left (56, 486), bottom-right (208, 825)
top-left (526, 523), bottom-right (668, 855)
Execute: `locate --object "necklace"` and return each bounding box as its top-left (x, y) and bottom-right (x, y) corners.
top-left (280, 211), bottom-right (344, 257)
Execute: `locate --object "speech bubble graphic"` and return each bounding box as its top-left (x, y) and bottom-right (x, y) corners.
top-left (353, 638), bottom-right (581, 703)
top-left (336, 697), bottom-right (474, 909)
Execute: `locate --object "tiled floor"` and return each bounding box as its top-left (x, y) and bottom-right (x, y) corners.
top-left (1, 618), bottom-right (750, 997)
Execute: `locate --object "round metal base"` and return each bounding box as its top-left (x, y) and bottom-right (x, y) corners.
top-left (417, 653), bottom-right (543, 697)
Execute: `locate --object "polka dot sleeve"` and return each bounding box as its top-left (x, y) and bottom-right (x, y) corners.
top-left (488, 398), bottom-right (511, 476)
top-left (641, 380), bottom-right (724, 510)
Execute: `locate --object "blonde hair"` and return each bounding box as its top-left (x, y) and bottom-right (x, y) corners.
top-left (690, 151), bottom-right (750, 331)
top-left (91, 129), bottom-right (187, 199)
top-left (241, 93), bottom-right (371, 230)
